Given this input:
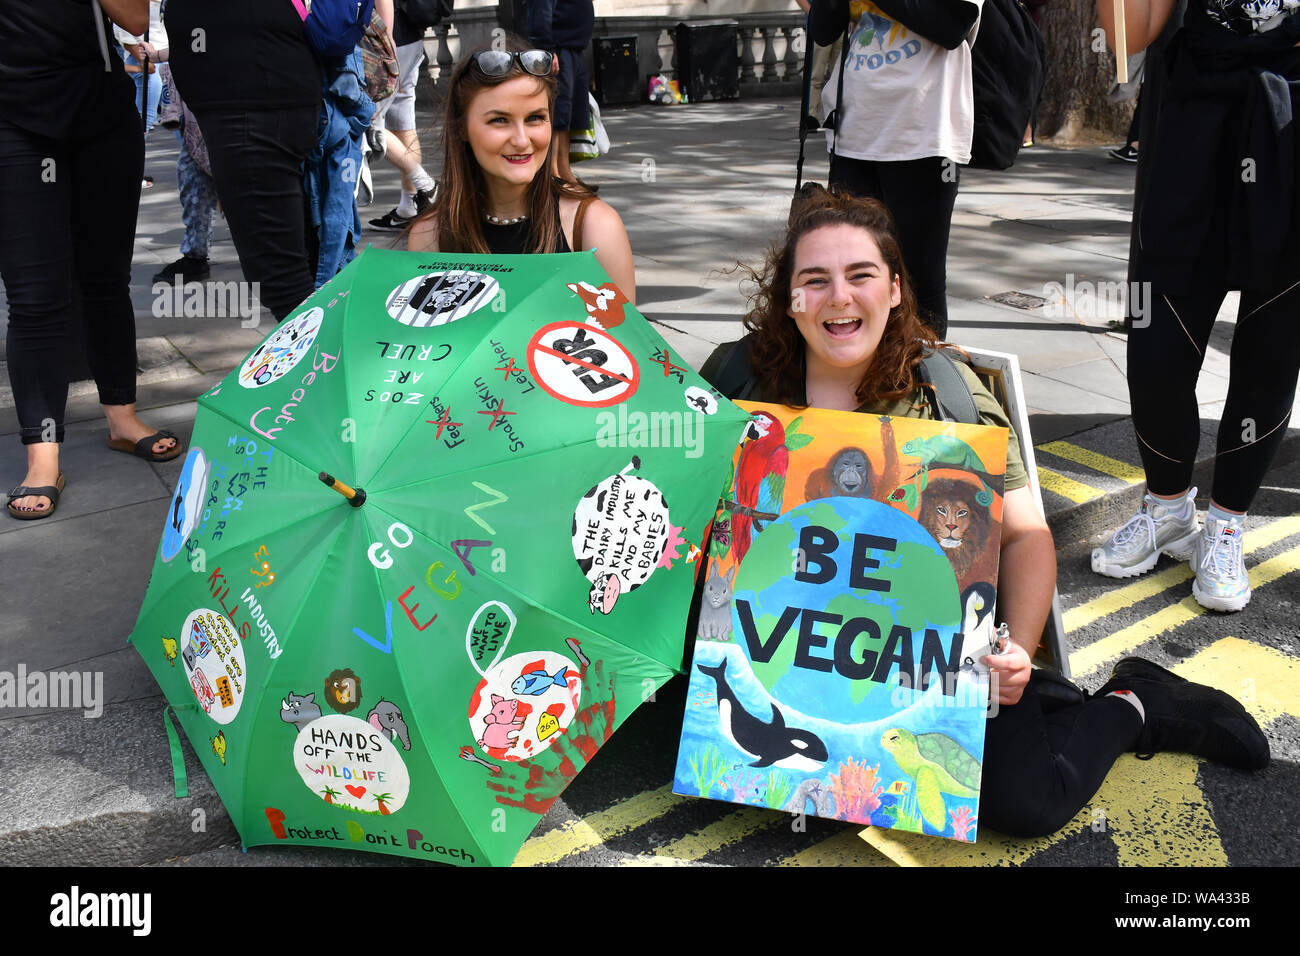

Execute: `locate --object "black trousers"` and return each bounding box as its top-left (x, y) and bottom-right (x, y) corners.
top-left (1127, 281), bottom-right (1300, 512)
top-left (979, 670), bottom-right (1142, 838)
top-left (829, 154), bottom-right (959, 339)
top-left (0, 111), bottom-right (143, 445)
top-left (190, 106), bottom-right (319, 323)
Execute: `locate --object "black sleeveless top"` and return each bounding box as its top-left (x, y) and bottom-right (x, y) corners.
top-left (481, 199), bottom-right (573, 255)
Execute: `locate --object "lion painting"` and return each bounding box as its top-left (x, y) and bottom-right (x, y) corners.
top-left (324, 668), bottom-right (362, 714)
top-left (919, 477), bottom-right (998, 590)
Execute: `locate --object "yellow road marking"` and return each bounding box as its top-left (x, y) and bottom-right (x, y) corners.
top-left (1036, 441), bottom-right (1147, 484)
top-left (1072, 542), bottom-right (1300, 678)
top-left (1071, 596), bottom-right (1204, 678)
top-left (776, 828), bottom-right (896, 867)
top-left (1065, 515), bottom-right (1300, 633)
top-left (512, 785), bottom-right (684, 867)
top-left (621, 807), bottom-right (785, 865)
top-left (863, 753), bottom-right (1226, 868)
top-left (1036, 467), bottom-right (1105, 504)
top-left (862, 817), bottom-right (1073, 865)
top-left (1093, 754), bottom-right (1228, 867)
top-left (862, 638), bottom-right (1300, 868)
top-left (1174, 637), bottom-right (1300, 727)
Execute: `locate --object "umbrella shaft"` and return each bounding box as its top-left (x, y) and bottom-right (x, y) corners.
top-left (319, 472), bottom-right (366, 507)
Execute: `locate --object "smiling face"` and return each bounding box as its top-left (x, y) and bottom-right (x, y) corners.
top-left (463, 75), bottom-right (551, 194)
top-left (787, 224), bottom-right (902, 384)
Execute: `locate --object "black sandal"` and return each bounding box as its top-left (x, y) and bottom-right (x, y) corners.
top-left (107, 429), bottom-right (183, 462)
top-left (7, 472), bottom-right (66, 520)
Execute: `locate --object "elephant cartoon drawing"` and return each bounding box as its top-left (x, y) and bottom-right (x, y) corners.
top-left (368, 699), bottom-right (412, 751)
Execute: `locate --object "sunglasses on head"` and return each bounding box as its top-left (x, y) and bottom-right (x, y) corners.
top-left (471, 50), bottom-right (556, 78)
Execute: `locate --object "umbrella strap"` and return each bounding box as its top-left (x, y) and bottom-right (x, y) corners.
top-left (163, 705), bottom-right (189, 799)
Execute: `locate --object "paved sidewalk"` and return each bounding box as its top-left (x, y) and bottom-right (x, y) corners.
top-left (1, 97), bottom-right (1296, 865)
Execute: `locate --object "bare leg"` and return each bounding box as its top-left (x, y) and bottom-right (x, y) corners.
top-left (10, 442), bottom-right (61, 515)
top-left (103, 403), bottom-right (178, 456)
top-left (383, 127), bottom-right (423, 185)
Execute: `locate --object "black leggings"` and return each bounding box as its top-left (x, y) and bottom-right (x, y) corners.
top-left (829, 154), bottom-right (958, 339)
top-left (979, 670), bottom-right (1141, 838)
top-left (0, 111), bottom-right (143, 444)
top-left (191, 106), bottom-right (319, 323)
top-left (1127, 281), bottom-right (1300, 512)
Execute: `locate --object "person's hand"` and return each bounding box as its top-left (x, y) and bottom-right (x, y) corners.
top-left (125, 42), bottom-right (154, 73)
top-left (982, 639), bottom-right (1032, 706)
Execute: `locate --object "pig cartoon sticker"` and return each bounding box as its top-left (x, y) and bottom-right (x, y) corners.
top-left (477, 695), bottom-right (524, 750)
top-left (571, 456), bottom-right (671, 614)
top-left (467, 650), bottom-right (581, 761)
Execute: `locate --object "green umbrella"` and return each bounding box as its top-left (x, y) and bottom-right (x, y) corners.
top-left (130, 248), bottom-right (747, 865)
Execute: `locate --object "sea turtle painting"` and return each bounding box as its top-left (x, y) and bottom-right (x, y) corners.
top-left (881, 727), bottom-right (980, 831)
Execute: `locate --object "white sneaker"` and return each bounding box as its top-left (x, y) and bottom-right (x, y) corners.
top-left (1092, 487), bottom-right (1201, 578)
top-left (1192, 514), bottom-right (1251, 612)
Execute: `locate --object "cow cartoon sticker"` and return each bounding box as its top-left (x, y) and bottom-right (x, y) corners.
top-left (239, 306), bottom-right (324, 388)
top-left (386, 270), bottom-right (499, 327)
top-left (571, 456), bottom-right (671, 614)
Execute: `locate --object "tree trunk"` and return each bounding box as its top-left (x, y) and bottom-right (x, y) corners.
top-left (1035, 0), bottom-right (1134, 143)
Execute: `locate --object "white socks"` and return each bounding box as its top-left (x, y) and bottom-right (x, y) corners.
top-left (1207, 501), bottom-right (1246, 527)
top-left (410, 168), bottom-right (435, 194)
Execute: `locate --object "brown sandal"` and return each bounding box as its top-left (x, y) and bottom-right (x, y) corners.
top-left (7, 472), bottom-right (66, 520)
top-left (108, 429), bottom-right (184, 462)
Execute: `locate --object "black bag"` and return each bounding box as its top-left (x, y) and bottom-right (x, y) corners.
top-left (969, 0), bottom-right (1046, 170)
top-left (396, 0), bottom-right (453, 30)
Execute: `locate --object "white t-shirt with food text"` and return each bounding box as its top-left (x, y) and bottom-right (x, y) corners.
top-left (823, 0), bottom-right (983, 165)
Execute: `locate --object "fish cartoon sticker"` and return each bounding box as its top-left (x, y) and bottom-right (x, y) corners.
top-left (239, 306), bottom-right (324, 389)
top-left (386, 270), bottom-right (499, 327)
top-left (467, 650), bottom-right (581, 761)
top-left (512, 666), bottom-right (569, 696)
top-left (161, 447), bottom-right (210, 562)
top-left (571, 456), bottom-right (671, 614)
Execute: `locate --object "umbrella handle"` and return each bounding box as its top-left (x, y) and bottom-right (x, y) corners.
top-left (319, 472), bottom-right (366, 507)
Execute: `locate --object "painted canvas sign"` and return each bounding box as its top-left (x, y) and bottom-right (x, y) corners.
top-left (675, 402), bottom-right (1008, 842)
top-left (129, 248), bottom-right (750, 865)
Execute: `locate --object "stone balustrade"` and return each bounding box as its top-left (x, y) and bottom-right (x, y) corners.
top-left (415, 6), bottom-right (809, 106)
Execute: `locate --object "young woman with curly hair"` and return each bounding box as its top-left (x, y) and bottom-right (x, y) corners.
top-left (698, 185), bottom-right (1268, 836)
top-left (407, 38), bottom-right (634, 300)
